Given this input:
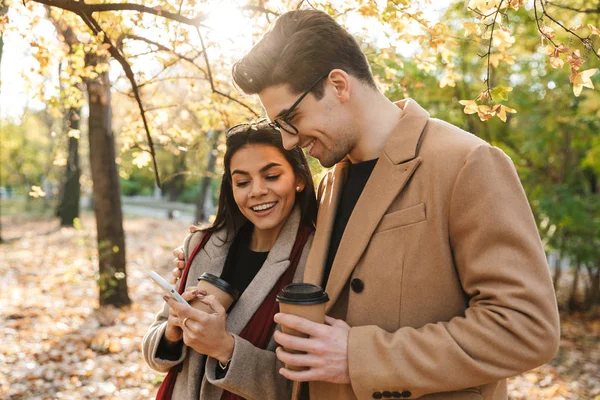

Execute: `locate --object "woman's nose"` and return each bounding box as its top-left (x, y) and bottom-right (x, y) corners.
top-left (249, 181), bottom-right (268, 197)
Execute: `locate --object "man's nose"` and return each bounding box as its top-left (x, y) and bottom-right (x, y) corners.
top-left (281, 131), bottom-right (300, 150)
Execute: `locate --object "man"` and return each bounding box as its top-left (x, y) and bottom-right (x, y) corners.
top-left (175, 9), bottom-right (560, 400)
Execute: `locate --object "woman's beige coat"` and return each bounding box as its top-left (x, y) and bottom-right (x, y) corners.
top-left (143, 208), bottom-right (312, 400)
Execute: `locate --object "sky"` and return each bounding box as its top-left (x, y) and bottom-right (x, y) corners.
top-left (0, 0), bottom-right (452, 122)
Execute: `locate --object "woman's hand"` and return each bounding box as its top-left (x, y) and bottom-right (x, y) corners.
top-left (163, 293), bottom-right (235, 364)
top-left (163, 288), bottom-right (202, 343)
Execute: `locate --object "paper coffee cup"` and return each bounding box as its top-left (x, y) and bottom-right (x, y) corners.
top-left (276, 283), bottom-right (329, 371)
top-left (191, 273), bottom-right (240, 313)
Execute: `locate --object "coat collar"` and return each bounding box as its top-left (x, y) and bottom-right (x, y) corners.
top-left (305, 99), bottom-right (429, 313)
top-left (383, 98), bottom-right (429, 164)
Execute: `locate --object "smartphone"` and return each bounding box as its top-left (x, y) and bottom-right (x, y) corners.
top-left (149, 271), bottom-right (189, 305)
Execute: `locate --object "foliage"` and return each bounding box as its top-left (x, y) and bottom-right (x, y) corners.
top-left (0, 112), bottom-right (61, 196)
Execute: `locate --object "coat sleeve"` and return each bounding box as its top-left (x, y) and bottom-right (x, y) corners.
top-left (142, 233), bottom-right (196, 372)
top-left (204, 235), bottom-right (313, 399)
top-left (347, 145), bottom-right (560, 398)
top-left (204, 333), bottom-right (292, 400)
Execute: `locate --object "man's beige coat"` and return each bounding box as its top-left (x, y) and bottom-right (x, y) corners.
top-left (143, 208), bottom-right (312, 400)
top-left (299, 100), bottom-right (560, 400)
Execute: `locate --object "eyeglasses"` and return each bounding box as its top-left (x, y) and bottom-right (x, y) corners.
top-left (226, 118), bottom-right (276, 137)
top-left (269, 72), bottom-right (330, 136)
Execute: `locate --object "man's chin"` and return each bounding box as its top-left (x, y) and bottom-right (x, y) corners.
top-left (318, 153), bottom-right (345, 168)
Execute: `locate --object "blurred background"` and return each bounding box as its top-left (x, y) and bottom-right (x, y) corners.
top-left (0, 0), bottom-right (598, 399)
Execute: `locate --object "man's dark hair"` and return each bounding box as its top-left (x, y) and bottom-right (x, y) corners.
top-left (232, 9), bottom-right (376, 98)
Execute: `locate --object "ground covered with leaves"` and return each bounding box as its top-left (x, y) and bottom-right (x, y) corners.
top-left (1, 213), bottom-right (598, 399)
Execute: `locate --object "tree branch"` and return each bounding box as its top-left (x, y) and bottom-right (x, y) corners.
top-left (240, 5), bottom-right (280, 18)
top-left (539, 0), bottom-right (600, 60)
top-left (196, 26), bottom-right (260, 117)
top-left (545, 1), bottom-right (600, 14)
top-left (31, 0), bottom-right (207, 26)
top-left (483, 0), bottom-right (504, 102)
top-left (75, 9), bottom-right (162, 187)
top-left (117, 34), bottom-right (208, 79)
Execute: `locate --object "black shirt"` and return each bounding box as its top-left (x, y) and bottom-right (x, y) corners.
top-left (221, 223), bottom-right (269, 296)
top-left (323, 158), bottom-right (378, 287)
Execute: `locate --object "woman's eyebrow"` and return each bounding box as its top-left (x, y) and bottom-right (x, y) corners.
top-left (260, 162), bottom-right (282, 173)
top-left (231, 163), bottom-right (282, 176)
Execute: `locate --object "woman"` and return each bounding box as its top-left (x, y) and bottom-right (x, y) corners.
top-left (142, 123), bottom-right (318, 400)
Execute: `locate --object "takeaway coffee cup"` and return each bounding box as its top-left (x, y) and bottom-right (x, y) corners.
top-left (191, 273), bottom-right (240, 313)
top-left (276, 283), bottom-right (329, 371)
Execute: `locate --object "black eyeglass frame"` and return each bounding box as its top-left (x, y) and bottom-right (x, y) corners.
top-left (270, 72), bottom-right (330, 136)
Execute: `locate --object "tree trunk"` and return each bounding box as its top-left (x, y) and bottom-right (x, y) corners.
top-left (552, 254), bottom-right (562, 292)
top-left (568, 263), bottom-right (581, 312)
top-left (85, 56), bottom-right (130, 307)
top-left (165, 156), bottom-right (186, 202)
top-left (584, 264), bottom-right (600, 311)
top-left (58, 108), bottom-right (81, 226)
top-left (195, 130), bottom-right (221, 224)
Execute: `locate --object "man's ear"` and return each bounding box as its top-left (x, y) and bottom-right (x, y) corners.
top-left (327, 69), bottom-right (351, 103)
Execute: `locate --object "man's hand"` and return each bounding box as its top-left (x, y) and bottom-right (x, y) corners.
top-left (273, 314), bottom-right (351, 384)
top-left (171, 225), bottom-right (204, 283)
top-left (171, 247), bottom-right (185, 284)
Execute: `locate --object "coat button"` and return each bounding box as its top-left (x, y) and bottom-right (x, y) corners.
top-left (392, 392), bottom-right (402, 398)
top-left (382, 391), bottom-right (392, 398)
top-left (351, 278), bottom-right (364, 293)
top-left (372, 392), bottom-right (383, 399)
top-left (401, 391), bottom-right (412, 398)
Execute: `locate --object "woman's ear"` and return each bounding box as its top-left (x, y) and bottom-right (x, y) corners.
top-left (295, 178), bottom-right (306, 193)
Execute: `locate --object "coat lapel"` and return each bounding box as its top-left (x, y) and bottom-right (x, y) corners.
top-left (324, 99), bottom-right (430, 313)
top-left (303, 162), bottom-right (349, 286)
top-left (225, 207), bottom-right (302, 336)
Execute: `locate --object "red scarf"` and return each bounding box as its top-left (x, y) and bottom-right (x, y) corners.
top-left (156, 226), bottom-right (312, 400)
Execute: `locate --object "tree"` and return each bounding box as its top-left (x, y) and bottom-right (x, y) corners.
top-left (52, 19), bottom-right (82, 227)
top-left (86, 51), bottom-right (130, 307)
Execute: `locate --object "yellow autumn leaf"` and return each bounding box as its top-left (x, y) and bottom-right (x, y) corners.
top-left (132, 151), bottom-right (153, 168)
top-left (490, 53), bottom-right (503, 68)
top-left (53, 155), bottom-right (67, 167)
top-left (459, 100), bottom-right (479, 115)
top-left (68, 129), bottom-right (81, 139)
top-left (477, 105), bottom-right (495, 121)
top-left (549, 56), bottom-right (564, 69)
top-left (29, 186), bottom-right (46, 198)
top-left (492, 28), bottom-right (515, 51)
top-left (540, 25), bottom-right (555, 40)
top-left (440, 71), bottom-right (456, 88)
top-left (463, 22), bottom-right (481, 37)
top-left (570, 24), bottom-right (583, 32)
top-left (493, 105), bottom-right (517, 122)
top-left (570, 68), bottom-right (598, 97)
